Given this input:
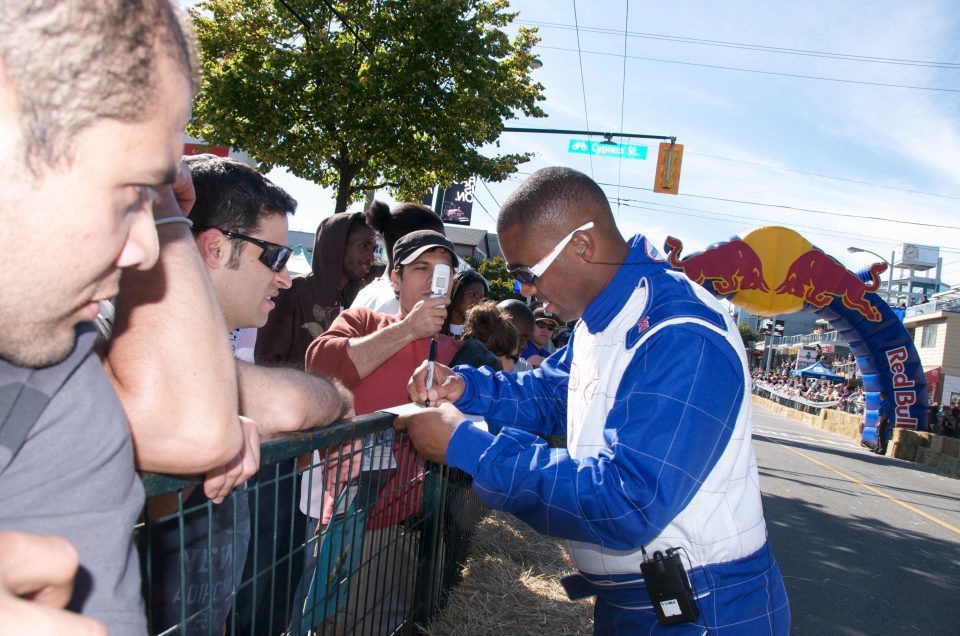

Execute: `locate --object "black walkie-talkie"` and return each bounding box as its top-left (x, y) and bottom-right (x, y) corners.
top-left (640, 549), bottom-right (698, 625)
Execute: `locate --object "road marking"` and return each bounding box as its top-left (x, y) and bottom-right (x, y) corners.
top-left (753, 427), bottom-right (854, 449)
top-left (769, 440), bottom-right (960, 536)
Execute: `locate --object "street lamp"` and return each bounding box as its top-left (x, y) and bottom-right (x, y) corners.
top-left (847, 246), bottom-right (896, 305)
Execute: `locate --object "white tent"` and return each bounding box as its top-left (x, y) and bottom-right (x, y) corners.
top-left (287, 244), bottom-right (312, 276)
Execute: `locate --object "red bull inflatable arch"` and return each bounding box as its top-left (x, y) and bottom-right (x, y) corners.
top-left (664, 226), bottom-right (928, 438)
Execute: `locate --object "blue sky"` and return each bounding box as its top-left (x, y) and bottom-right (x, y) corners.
top-left (236, 1), bottom-right (960, 284)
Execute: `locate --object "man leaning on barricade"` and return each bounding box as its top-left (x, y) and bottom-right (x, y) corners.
top-left (0, 1), bottom-right (358, 633)
top-left (0, 0), bottom-right (245, 633)
top-left (138, 154), bottom-right (352, 635)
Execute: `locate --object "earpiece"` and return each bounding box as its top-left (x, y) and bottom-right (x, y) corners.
top-left (577, 246), bottom-right (585, 255)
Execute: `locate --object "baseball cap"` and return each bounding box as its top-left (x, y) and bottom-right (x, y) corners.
top-left (534, 307), bottom-right (559, 326)
top-left (392, 230), bottom-right (458, 267)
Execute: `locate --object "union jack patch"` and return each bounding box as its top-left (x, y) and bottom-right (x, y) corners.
top-left (636, 316), bottom-right (650, 333)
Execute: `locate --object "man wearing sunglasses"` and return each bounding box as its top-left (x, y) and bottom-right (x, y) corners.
top-left (400, 167), bottom-right (789, 634)
top-left (138, 155), bottom-right (353, 634)
top-left (184, 155), bottom-right (352, 435)
top-left (522, 306), bottom-right (559, 367)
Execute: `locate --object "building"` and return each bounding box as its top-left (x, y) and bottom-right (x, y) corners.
top-left (903, 286), bottom-right (960, 406)
top-left (860, 243), bottom-right (947, 307)
top-left (442, 224), bottom-right (502, 262)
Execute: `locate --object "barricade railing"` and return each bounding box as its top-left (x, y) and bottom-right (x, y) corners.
top-left (751, 383), bottom-right (863, 416)
top-left (138, 411), bottom-right (486, 635)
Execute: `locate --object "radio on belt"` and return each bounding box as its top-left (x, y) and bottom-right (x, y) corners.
top-left (640, 549), bottom-right (698, 625)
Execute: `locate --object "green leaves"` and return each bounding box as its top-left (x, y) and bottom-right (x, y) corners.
top-left (188, 0), bottom-right (545, 211)
top-left (476, 257), bottom-right (523, 303)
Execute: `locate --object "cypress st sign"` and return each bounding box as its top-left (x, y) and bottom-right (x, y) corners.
top-left (568, 138), bottom-right (648, 160)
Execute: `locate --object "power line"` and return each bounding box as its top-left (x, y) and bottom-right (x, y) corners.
top-left (615, 0), bottom-right (630, 222)
top-left (570, 0), bottom-right (595, 178)
top-left (507, 170), bottom-right (960, 236)
top-left (538, 44), bottom-right (960, 93)
top-left (611, 199), bottom-right (960, 278)
top-left (521, 20), bottom-right (960, 69)
top-left (611, 197), bottom-right (903, 245)
top-left (316, 0), bottom-right (375, 55)
top-left (479, 178), bottom-right (501, 209)
top-left (688, 152), bottom-right (960, 201)
top-left (595, 180), bottom-right (960, 230)
top-left (471, 193), bottom-right (498, 225)
top-left (501, 171), bottom-right (960, 259)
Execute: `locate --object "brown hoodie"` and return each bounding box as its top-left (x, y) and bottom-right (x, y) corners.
top-left (255, 212), bottom-right (366, 367)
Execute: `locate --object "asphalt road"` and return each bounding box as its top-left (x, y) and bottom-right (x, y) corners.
top-left (752, 405), bottom-right (960, 635)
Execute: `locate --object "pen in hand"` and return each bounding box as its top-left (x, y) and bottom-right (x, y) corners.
top-left (424, 338), bottom-right (437, 407)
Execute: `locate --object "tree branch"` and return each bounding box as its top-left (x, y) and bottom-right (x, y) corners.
top-left (275, 0), bottom-right (313, 44)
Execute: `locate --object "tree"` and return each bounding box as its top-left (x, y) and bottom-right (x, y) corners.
top-left (469, 256), bottom-right (523, 303)
top-left (738, 322), bottom-right (761, 349)
top-left (189, 0), bottom-right (546, 213)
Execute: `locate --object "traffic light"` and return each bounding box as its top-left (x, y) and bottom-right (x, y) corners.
top-left (653, 142), bottom-right (684, 195)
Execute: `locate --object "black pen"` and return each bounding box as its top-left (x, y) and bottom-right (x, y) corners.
top-left (424, 339), bottom-right (437, 407)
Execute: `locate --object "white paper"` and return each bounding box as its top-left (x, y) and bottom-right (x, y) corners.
top-left (379, 403), bottom-right (488, 432)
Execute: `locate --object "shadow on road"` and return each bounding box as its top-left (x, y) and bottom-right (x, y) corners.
top-left (762, 489), bottom-right (960, 635)
top-left (755, 434), bottom-right (960, 509)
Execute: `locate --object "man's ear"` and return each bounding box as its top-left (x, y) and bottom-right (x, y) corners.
top-left (572, 230), bottom-right (596, 262)
top-left (196, 229), bottom-right (227, 269)
top-left (389, 268), bottom-right (401, 293)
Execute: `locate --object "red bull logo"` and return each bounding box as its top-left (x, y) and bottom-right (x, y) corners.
top-left (664, 227), bottom-right (886, 322)
top-left (775, 250), bottom-right (886, 322)
top-left (664, 236), bottom-right (770, 295)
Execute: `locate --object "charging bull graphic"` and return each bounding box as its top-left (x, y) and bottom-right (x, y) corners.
top-left (664, 236), bottom-right (769, 295)
top-left (775, 251), bottom-right (887, 322)
top-left (664, 226), bottom-right (927, 433)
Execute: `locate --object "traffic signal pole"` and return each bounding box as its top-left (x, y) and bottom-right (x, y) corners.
top-left (502, 127), bottom-right (676, 144)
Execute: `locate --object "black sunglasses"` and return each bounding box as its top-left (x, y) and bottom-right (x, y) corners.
top-left (536, 320), bottom-right (557, 331)
top-left (194, 225), bottom-right (292, 273)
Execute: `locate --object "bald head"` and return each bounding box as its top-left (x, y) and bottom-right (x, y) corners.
top-left (497, 299), bottom-right (535, 344)
top-left (495, 168), bottom-right (631, 322)
top-left (497, 167), bottom-right (614, 236)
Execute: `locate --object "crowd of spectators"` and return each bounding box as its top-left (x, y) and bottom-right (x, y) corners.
top-left (752, 370), bottom-right (866, 414)
top-left (928, 402), bottom-right (960, 438)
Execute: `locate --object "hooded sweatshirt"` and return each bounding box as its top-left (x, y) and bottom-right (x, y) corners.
top-left (255, 212), bottom-right (366, 367)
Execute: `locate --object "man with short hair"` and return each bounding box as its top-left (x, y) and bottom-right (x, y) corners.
top-left (496, 299), bottom-right (536, 374)
top-left (180, 154), bottom-right (352, 635)
top-left (350, 201), bottom-right (446, 314)
top-left (401, 167), bottom-right (790, 634)
top-left (0, 1), bottom-right (244, 632)
top-left (304, 230), bottom-right (459, 634)
top-left (522, 306), bottom-right (559, 367)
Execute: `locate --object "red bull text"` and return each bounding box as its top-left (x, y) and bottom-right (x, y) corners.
top-left (886, 346), bottom-right (918, 428)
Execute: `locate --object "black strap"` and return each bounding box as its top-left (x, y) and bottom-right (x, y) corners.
top-left (0, 372), bottom-right (50, 472)
top-left (0, 330), bottom-right (91, 473)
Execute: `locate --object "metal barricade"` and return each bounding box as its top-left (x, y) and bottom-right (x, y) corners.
top-left (138, 411), bottom-right (486, 635)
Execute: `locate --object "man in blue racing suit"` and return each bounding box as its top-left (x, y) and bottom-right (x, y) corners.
top-left (397, 166), bottom-right (789, 634)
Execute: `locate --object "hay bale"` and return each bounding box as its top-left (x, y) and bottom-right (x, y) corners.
top-left (420, 511), bottom-right (593, 636)
top-left (890, 443), bottom-right (916, 462)
top-left (941, 437), bottom-right (960, 459)
top-left (929, 435), bottom-right (944, 454)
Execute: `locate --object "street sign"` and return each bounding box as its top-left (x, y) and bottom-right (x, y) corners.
top-left (568, 139), bottom-right (648, 160)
